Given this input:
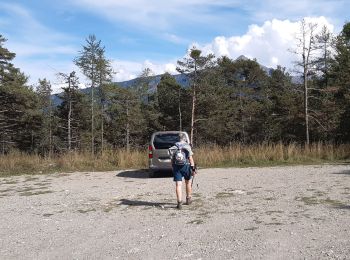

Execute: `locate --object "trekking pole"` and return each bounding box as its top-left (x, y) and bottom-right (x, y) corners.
top-left (191, 164), bottom-right (197, 188)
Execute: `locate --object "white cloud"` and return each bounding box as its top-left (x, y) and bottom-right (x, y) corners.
top-left (2, 0), bottom-right (340, 95)
top-left (196, 16), bottom-right (335, 69)
top-left (112, 60), bottom-right (140, 82)
top-left (20, 16), bottom-right (338, 94)
top-left (142, 60), bottom-right (178, 75)
top-left (112, 59), bottom-right (178, 82)
top-left (106, 15), bottom-right (336, 86)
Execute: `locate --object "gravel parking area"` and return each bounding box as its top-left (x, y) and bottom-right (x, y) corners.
top-left (0, 164), bottom-right (349, 259)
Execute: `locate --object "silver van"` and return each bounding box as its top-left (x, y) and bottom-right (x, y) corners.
top-left (148, 131), bottom-right (190, 174)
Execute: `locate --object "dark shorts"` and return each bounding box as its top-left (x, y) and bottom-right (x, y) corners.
top-left (173, 164), bottom-right (192, 182)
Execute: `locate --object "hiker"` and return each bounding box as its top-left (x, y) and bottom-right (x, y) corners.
top-left (169, 133), bottom-right (196, 209)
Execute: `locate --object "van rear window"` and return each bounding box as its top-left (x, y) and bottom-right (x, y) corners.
top-left (153, 134), bottom-right (180, 149)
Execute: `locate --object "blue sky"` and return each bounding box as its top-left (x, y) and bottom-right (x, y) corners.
top-left (0, 0), bottom-right (349, 92)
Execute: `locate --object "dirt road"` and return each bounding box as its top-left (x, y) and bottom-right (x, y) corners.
top-left (0, 165), bottom-right (349, 259)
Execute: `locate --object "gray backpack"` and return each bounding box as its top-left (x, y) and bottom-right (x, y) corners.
top-left (172, 143), bottom-right (188, 166)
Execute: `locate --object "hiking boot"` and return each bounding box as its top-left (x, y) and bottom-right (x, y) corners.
top-left (176, 201), bottom-right (183, 210)
top-left (185, 197), bottom-right (192, 205)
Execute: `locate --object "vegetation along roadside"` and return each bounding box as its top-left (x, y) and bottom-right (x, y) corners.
top-left (1, 143), bottom-right (349, 176)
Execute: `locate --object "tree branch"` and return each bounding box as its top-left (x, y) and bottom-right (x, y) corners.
top-left (309, 114), bottom-right (327, 131)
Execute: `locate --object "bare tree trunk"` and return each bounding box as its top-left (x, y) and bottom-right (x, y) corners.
top-left (239, 88), bottom-right (245, 143)
top-left (190, 63), bottom-right (197, 145)
top-left (68, 100), bottom-right (72, 151)
top-left (324, 41), bottom-right (328, 87)
top-left (49, 97), bottom-right (53, 157)
top-left (100, 76), bottom-right (104, 154)
top-left (49, 127), bottom-right (52, 156)
top-left (91, 83), bottom-right (94, 155)
top-left (304, 68), bottom-right (310, 145)
top-left (68, 76), bottom-right (72, 151)
top-left (178, 88), bottom-right (182, 131)
top-left (31, 130), bottom-right (34, 152)
top-left (126, 101), bottom-right (130, 153)
top-left (302, 23), bottom-right (309, 145)
top-left (302, 20), bottom-right (316, 145)
top-left (190, 86), bottom-right (196, 145)
top-left (101, 104), bottom-right (104, 153)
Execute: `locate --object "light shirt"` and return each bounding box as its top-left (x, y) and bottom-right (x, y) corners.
top-left (169, 141), bottom-right (193, 157)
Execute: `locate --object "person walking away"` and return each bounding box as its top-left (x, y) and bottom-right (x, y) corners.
top-left (169, 133), bottom-right (196, 209)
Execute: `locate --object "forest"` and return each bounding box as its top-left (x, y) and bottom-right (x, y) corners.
top-left (1, 20), bottom-right (350, 161)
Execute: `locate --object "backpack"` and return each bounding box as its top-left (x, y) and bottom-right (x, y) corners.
top-left (171, 143), bottom-right (188, 166)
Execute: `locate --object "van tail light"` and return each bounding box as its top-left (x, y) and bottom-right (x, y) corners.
top-left (148, 145), bottom-right (153, 159)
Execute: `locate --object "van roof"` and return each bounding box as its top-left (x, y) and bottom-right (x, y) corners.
top-left (153, 131), bottom-right (186, 135)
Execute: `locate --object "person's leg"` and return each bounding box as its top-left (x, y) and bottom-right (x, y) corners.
top-left (185, 179), bottom-right (192, 205)
top-left (175, 181), bottom-right (183, 208)
top-left (173, 166), bottom-right (183, 209)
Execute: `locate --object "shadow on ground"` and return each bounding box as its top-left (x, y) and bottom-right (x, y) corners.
top-left (332, 170), bottom-right (350, 175)
top-left (334, 204), bottom-right (350, 210)
top-left (116, 169), bottom-right (173, 179)
top-left (116, 169), bottom-right (150, 178)
top-left (119, 199), bottom-right (175, 208)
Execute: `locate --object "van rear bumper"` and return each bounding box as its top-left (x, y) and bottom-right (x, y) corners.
top-left (149, 160), bottom-right (172, 171)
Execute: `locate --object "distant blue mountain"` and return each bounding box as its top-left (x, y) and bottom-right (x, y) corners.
top-left (116, 73), bottom-right (190, 91)
top-left (51, 73), bottom-right (190, 106)
top-left (235, 55), bottom-right (274, 76)
top-left (52, 93), bottom-right (62, 107)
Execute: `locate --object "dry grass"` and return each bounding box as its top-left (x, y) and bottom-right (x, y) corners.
top-left (0, 149), bottom-right (148, 176)
top-left (195, 142), bottom-right (350, 167)
top-left (0, 143), bottom-right (349, 176)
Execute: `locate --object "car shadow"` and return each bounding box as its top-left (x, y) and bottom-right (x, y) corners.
top-left (119, 199), bottom-right (176, 209)
top-left (116, 169), bottom-right (150, 178)
top-left (116, 169), bottom-right (173, 179)
top-left (331, 170), bottom-right (350, 175)
top-left (334, 204), bottom-right (350, 210)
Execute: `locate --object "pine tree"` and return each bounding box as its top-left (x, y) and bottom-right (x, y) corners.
top-left (56, 72), bottom-right (90, 151)
top-left (177, 47), bottom-right (215, 145)
top-left (157, 73), bottom-right (189, 131)
top-left (291, 19), bottom-right (320, 144)
top-left (104, 84), bottom-right (145, 150)
top-left (330, 22), bottom-right (350, 141)
top-left (36, 78), bottom-right (54, 155)
top-left (74, 34), bottom-right (113, 154)
top-left (314, 26), bottom-right (334, 88)
top-left (194, 56), bottom-right (235, 144)
top-left (0, 35), bottom-right (41, 153)
top-left (266, 66), bottom-right (303, 142)
top-left (134, 68), bottom-right (163, 140)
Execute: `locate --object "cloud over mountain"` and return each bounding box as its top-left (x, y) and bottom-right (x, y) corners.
top-left (109, 16), bottom-right (335, 85)
top-left (196, 16), bottom-right (334, 70)
top-left (1, 0), bottom-right (344, 93)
